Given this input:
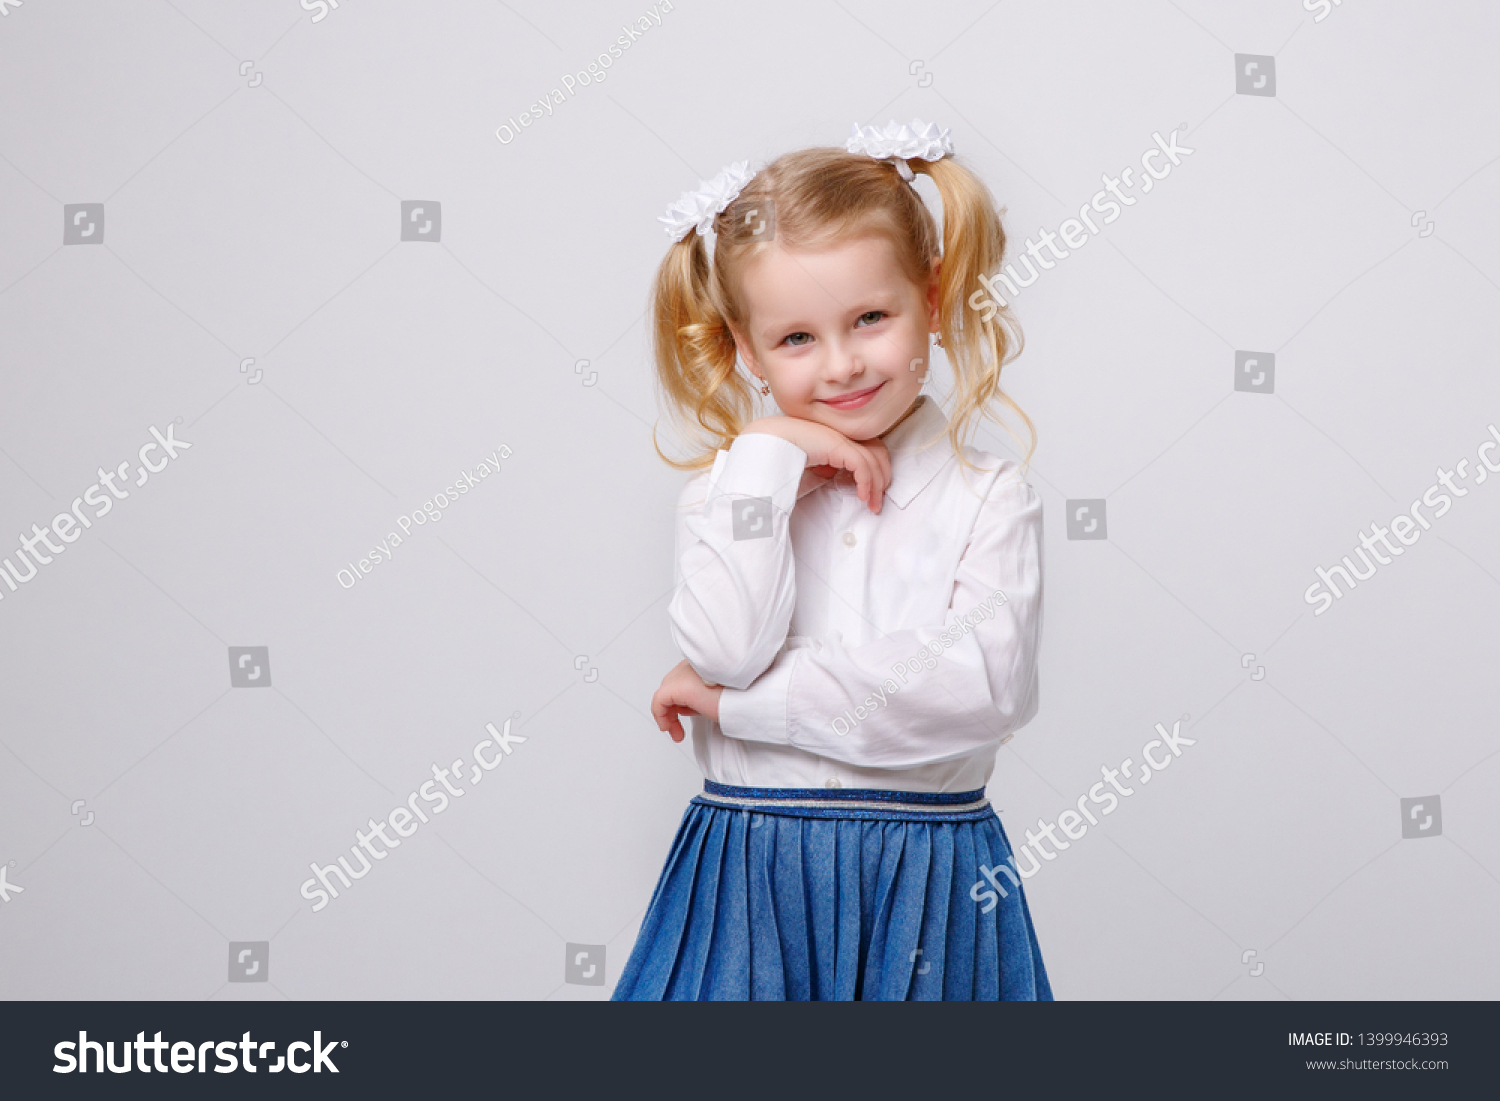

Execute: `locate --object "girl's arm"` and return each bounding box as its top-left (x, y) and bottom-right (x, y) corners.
top-left (666, 431), bottom-right (809, 690)
top-left (668, 418), bottom-right (892, 690)
top-left (712, 469), bottom-right (1043, 770)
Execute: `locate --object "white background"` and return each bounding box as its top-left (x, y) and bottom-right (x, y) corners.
top-left (0, 0), bottom-right (1496, 1000)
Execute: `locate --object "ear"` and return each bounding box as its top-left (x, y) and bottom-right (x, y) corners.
top-left (926, 258), bottom-right (943, 332)
top-left (728, 322), bottom-right (762, 377)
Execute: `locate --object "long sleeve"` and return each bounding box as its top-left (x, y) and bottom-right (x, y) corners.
top-left (716, 471), bottom-right (1043, 770)
top-left (667, 431), bottom-right (810, 690)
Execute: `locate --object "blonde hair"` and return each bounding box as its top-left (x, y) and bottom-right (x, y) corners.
top-left (650, 143), bottom-right (1035, 475)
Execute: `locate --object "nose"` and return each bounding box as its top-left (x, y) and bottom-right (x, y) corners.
top-left (823, 336), bottom-right (866, 385)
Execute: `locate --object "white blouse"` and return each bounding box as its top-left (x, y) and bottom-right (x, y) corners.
top-left (670, 394), bottom-right (1043, 794)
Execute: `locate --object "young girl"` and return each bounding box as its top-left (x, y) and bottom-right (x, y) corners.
top-left (612, 121), bottom-right (1051, 1001)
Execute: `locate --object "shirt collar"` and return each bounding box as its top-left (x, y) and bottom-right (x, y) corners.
top-left (795, 395), bottom-right (954, 509)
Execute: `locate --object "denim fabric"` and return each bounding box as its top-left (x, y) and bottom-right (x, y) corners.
top-left (612, 785), bottom-right (1053, 1001)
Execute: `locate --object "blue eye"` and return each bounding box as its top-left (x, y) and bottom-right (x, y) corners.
top-left (782, 332), bottom-right (812, 347)
top-left (856, 311), bottom-right (886, 326)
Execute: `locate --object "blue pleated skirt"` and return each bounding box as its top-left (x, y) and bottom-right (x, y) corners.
top-left (611, 781), bottom-right (1053, 1001)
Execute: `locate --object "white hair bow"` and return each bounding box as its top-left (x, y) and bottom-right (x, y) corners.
top-left (845, 119), bottom-right (954, 180)
top-left (658, 160), bottom-right (759, 241)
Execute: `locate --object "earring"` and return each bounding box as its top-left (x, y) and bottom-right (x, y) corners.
top-left (759, 381), bottom-right (770, 395)
top-left (933, 332), bottom-right (944, 348)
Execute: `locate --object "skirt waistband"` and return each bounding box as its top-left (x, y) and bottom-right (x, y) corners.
top-left (695, 780), bottom-right (992, 822)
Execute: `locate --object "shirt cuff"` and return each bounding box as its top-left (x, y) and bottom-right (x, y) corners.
top-left (709, 431), bottom-right (808, 519)
top-left (716, 645), bottom-right (797, 747)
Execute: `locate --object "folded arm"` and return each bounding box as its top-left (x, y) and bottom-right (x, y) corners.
top-left (716, 471), bottom-right (1042, 770)
top-left (667, 432), bottom-right (809, 690)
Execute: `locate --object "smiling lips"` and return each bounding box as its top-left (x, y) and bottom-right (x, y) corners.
top-left (820, 381), bottom-right (884, 410)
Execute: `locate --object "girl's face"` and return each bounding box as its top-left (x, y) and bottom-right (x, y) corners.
top-left (730, 234), bottom-right (940, 441)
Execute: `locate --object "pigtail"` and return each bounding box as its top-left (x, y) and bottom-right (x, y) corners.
top-left (915, 157), bottom-right (1036, 475)
top-left (650, 230), bottom-right (758, 472)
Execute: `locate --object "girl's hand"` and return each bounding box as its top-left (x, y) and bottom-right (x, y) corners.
top-left (651, 659), bottom-right (725, 743)
top-left (744, 416), bottom-right (892, 514)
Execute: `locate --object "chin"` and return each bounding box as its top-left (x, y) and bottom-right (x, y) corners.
top-left (836, 413), bottom-right (899, 442)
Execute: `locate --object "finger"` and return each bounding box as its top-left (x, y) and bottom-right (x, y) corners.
top-left (875, 440), bottom-right (893, 493)
top-left (866, 439), bottom-right (892, 509)
top-left (654, 696), bottom-right (695, 729)
top-left (855, 450), bottom-right (874, 512)
top-left (855, 450), bottom-right (880, 514)
top-left (866, 450), bottom-right (882, 514)
top-left (852, 453), bottom-right (876, 513)
top-left (667, 704), bottom-right (696, 742)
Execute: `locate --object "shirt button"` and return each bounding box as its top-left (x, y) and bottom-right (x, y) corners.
top-left (825, 778), bottom-right (841, 788)
top-left (842, 532), bottom-right (857, 547)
